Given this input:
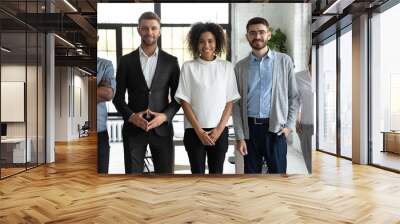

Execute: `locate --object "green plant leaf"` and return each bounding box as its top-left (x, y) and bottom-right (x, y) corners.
top-left (267, 28), bottom-right (287, 53)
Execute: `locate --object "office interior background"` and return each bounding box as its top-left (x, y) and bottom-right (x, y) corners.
top-left (97, 3), bottom-right (312, 174)
top-left (0, 0), bottom-right (96, 179)
top-left (1, 0), bottom-right (399, 176)
top-left (0, 0), bottom-right (400, 223)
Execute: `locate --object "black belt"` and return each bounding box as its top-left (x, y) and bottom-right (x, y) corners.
top-left (248, 117), bottom-right (269, 125)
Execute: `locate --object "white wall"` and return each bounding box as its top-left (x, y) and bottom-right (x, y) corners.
top-left (54, 66), bottom-right (89, 141)
top-left (1, 64), bottom-right (46, 164)
top-left (0, 65), bottom-right (40, 137)
top-left (231, 3), bottom-right (311, 72)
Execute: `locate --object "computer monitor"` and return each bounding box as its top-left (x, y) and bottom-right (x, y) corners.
top-left (1, 123), bottom-right (7, 137)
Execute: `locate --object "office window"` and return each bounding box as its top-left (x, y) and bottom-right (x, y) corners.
top-left (162, 27), bottom-right (191, 66)
top-left (161, 3), bottom-right (229, 24)
top-left (122, 27), bottom-right (140, 56)
top-left (98, 29), bottom-right (117, 72)
top-left (339, 29), bottom-right (352, 158)
top-left (371, 3), bottom-right (400, 171)
top-left (98, 29), bottom-right (117, 114)
top-left (317, 37), bottom-right (337, 154)
top-left (98, 3), bottom-right (154, 24)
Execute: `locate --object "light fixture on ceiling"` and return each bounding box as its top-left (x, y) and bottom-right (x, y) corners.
top-left (1, 47), bottom-right (11, 53)
top-left (78, 67), bottom-right (92, 76)
top-left (63, 0), bottom-right (78, 12)
top-left (76, 48), bottom-right (85, 55)
top-left (54, 34), bottom-right (75, 48)
top-left (322, 0), bottom-right (354, 15)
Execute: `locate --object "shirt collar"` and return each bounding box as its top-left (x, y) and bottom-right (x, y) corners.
top-left (197, 56), bottom-right (218, 65)
top-left (250, 49), bottom-right (274, 62)
top-left (139, 46), bottom-right (159, 58)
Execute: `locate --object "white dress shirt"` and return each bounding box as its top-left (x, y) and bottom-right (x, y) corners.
top-left (175, 57), bottom-right (241, 129)
top-left (139, 46), bottom-right (159, 88)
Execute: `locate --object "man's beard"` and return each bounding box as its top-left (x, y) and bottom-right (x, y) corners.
top-left (250, 39), bottom-right (267, 50)
top-left (142, 36), bottom-right (157, 46)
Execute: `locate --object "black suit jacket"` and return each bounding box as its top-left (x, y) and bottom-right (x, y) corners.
top-left (113, 49), bottom-right (181, 137)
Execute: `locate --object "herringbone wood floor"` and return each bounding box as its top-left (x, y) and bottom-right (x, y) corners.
top-left (1, 134), bottom-right (400, 223)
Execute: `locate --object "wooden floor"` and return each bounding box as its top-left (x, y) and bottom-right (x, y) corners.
top-left (1, 135), bottom-right (400, 223)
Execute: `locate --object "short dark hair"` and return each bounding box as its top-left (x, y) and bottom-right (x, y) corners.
top-left (138, 12), bottom-right (160, 25)
top-left (187, 22), bottom-right (226, 58)
top-left (246, 17), bottom-right (269, 32)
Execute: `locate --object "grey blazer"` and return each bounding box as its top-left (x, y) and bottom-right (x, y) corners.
top-left (232, 51), bottom-right (299, 140)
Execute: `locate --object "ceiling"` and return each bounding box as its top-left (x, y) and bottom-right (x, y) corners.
top-left (311, 0), bottom-right (390, 43)
top-left (0, 0), bottom-right (97, 74)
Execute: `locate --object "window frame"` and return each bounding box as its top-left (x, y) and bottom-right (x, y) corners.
top-left (97, 3), bottom-right (232, 117)
top-left (315, 24), bottom-right (353, 161)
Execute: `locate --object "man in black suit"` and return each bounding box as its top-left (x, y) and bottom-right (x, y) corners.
top-left (113, 12), bottom-right (180, 174)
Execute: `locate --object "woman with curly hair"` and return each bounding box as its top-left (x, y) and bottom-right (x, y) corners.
top-left (174, 22), bottom-right (240, 174)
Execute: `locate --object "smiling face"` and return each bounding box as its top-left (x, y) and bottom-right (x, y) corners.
top-left (137, 19), bottom-right (160, 47)
top-left (246, 23), bottom-right (271, 50)
top-left (198, 31), bottom-right (216, 60)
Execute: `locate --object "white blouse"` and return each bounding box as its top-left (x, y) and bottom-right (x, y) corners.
top-left (175, 57), bottom-right (241, 129)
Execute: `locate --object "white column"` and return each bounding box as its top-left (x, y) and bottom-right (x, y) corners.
top-left (46, 32), bottom-right (55, 163)
top-left (352, 14), bottom-right (369, 164)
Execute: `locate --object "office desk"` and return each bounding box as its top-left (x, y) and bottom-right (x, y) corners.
top-left (382, 131), bottom-right (400, 154)
top-left (1, 138), bottom-right (31, 163)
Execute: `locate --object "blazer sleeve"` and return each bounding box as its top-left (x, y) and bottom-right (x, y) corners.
top-left (286, 57), bottom-right (300, 130)
top-left (112, 56), bottom-right (134, 122)
top-left (226, 63), bottom-right (241, 103)
top-left (163, 57), bottom-right (181, 123)
top-left (232, 64), bottom-right (245, 140)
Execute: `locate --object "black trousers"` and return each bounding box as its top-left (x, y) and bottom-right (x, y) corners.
top-left (97, 130), bottom-right (110, 173)
top-left (183, 128), bottom-right (228, 174)
top-left (245, 119), bottom-right (287, 174)
top-left (123, 128), bottom-right (174, 174)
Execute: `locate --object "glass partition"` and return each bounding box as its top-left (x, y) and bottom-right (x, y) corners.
top-left (0, 1), bottom-right (46, 179)
top-left (1, 30), bottom-right (28, 177)
top-left (339, 29), bottom-right (352, 158)
top-left (317, 36), bottom-right (337, 155)
top-left (370, 3), bottom-right (400, 171)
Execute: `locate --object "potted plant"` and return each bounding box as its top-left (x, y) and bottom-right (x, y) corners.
top-left (268, 28), bottom-right (287, 53)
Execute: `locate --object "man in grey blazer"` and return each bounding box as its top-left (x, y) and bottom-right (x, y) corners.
top-left (113, 12), bottom-right (180, 174)
top-left (232, 17), bottom-right (299, 174)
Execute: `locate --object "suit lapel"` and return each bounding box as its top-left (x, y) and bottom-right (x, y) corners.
top-left (243, 55), bottom-right (250, 97)
top-left (132, 49), bottom-right (149, 90)
top-left (149, 50), bottom-right (164, 90)
top-left (271, 51), bottom-right (277, 103)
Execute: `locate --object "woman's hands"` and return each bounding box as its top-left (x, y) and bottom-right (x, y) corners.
top-left (194, 126), bottom-right (224, 146)
top-left (208, 126), bottom-right (224, 143)
top-left (195, 128), bottom-right (215, 146)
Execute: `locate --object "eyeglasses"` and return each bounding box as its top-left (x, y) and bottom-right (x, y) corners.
top-left (248, 30), bottom-right (268, 37)
top-left (138, 26), bottom-right (160, 32)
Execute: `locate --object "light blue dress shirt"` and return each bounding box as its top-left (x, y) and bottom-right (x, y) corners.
top-left (97, 57), bottom-right (116, 132)
top-left (247, 50), bottom-right (274, 118)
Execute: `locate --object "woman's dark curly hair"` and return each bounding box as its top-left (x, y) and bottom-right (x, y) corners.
top-left (187, 22), bottom-right (226, 58)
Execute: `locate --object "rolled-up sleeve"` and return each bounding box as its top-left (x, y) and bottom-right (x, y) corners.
top-left (103, 60), bottom-right (116, 96)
